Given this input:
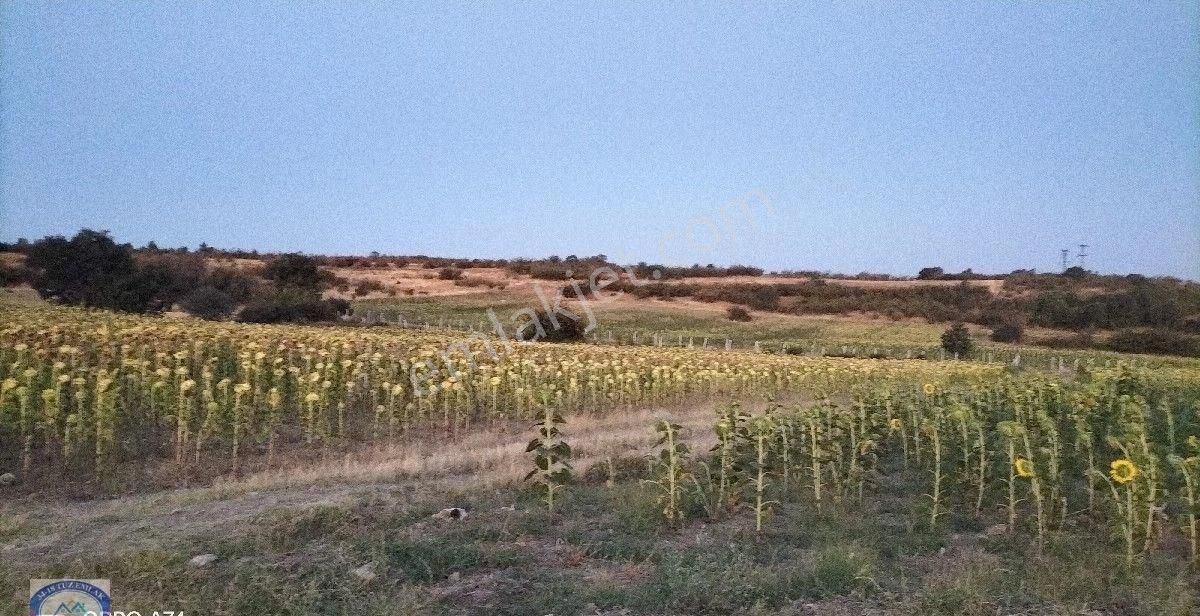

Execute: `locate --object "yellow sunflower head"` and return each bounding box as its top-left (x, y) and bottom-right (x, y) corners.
top-left (888, 418), bottom-right (903, 432)
top-left (922, 383), bottom-right (936, 396)
top-left (1014, 457), bottom-right (1034, 479)
top-left (1110, 459), bottom-right (1139, 484)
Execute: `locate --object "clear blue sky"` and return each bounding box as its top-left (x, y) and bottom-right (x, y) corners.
top-left (2, 2), bottom-right (1197, 278)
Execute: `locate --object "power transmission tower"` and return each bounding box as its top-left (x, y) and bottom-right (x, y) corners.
top-left (1077, 244), bottom-right (1088, 269)
top-left (1060, 249), bottom-right (1070, 272)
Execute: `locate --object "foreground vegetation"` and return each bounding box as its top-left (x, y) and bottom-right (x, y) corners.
top-left (3, 399), bottom-right (1198, 615)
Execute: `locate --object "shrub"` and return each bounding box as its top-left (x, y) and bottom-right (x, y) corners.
top-left (437, 267), bottom-right (464, 281)
top-left (452, 276), bottom-right (490, 288)
top-left (989, 315), bottom-right (1025, 343)
top-left (263, 254), bottom-right (324, 289)
top-left (528, 264), bottom-right (567, 280)
top-left (941, 322), bottom-right (973, 358)
top-left (990, 321), bottom-right (1024, 343)
top-left (515, 309), bottom-right (586, 342)
top-left (745, 286), bottom-right (780, 311)
top-left (237, 290), bottom-right (344, 324)
top-left (180, 286), bottom-right (235, 321)
top-left (0, 262), bottom-right (30, 286)
top-left (26, 229), bottom-right (138, 308)
top-left (726, 306), bottom-right (752, 322)
top-left (1063, 266), bottom-right (1089, 280)
top-left (1106, 329), bottom-right (1200, 357)
top-left (1035, 332), bottom-right (1096, 350)
top-left (560, 283), bottom-right (592, 299)
top-left (206, 267), bottom-right (261, 303)
top-left (353, 279), bottom-right (385, 296)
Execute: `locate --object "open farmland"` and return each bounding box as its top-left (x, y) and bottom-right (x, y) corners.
top-left (3, 298), bottom-right (1200, 614)
top-left (4, 3), bottom-right (1198, 613)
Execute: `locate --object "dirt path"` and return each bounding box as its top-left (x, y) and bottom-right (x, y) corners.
top-left (0, 401), bottom-right (730, 568)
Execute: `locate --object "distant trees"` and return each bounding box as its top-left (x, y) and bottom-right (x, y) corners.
top-left (1063, 266), bottom-right (1089, 280)
top-left (917, 267), bottom-right (945, 280)
top-left (26, 230), bottom-right (141, 310)
top-left (18, 230), bottom-right (345, 323)
top-left (1028, 281), bottom-right (1194, 331)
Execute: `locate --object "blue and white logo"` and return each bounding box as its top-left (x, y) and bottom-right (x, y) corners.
top-left (29, 579), bottom-right (111, 616)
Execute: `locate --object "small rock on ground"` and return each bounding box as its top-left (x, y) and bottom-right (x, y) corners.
top-left (188, 554), bottom-right (218, 568)
top-left (352, 564), bottom-right (376, 582)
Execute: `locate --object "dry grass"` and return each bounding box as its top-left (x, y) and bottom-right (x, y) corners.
top-left (0, 398), bottom-right (736, 569)
top-left (225, 401), bottom-right (723, 494)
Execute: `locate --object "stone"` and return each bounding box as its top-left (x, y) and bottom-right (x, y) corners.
top-left (188, 554), bottom-right (218, 568)
top-left (352, 564), bottom-right (376, 582)
top-left (433, 507), bottom-right (469, 521)
top-left (0, 473), bottom-right (15, 486)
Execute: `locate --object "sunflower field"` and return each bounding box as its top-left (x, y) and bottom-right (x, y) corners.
top-left (0, 302), bottom-right (999, 479)
top-left (687, 365), bottom-right (1200, 566)
top-left (4, 301), bottom-right (1200, 566)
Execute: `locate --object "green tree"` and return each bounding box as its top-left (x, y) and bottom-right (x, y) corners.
top-left (941, 322), bottom-right (973, 358)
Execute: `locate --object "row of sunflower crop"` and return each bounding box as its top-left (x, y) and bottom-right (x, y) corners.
top-left (661, 370), bottom-right (1200, 566)
top-left (0, 303), bottom-right (1003, 478)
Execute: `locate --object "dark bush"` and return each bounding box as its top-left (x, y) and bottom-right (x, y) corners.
top-left (561, 283), bottom-right (593, 299)
top-left (0, 262), bottom-right (30, 286)
top-left (180, 286), bottom-right (235, 320)
top-left (1106, 329), bottom-right (1200, 357)
top-left (917, 267), bottom-right (944, 280)
top-left (263, 254), bottom-right (324, 289)
top-left (26, 229), bottom-right (138, 308)
top-left (515, 309), bottom-right (586, 342)
top-left (326, 297), bottom-right (351, 316)
top-left (1063, 266), bottom-right (1089, 280)
top-left (941, 322), bottom-right (973, 358)
top-left (353, 279), bottom-right (386, 296)
top-left (739, 285), bottom-right (779, 311)
top-left (437, 267), bottom-right (464, 281)
top-left (989, 314), bottom-right (1025, 343)
top-left (237, 290), bottom-right (344, 324)
top-left (1036, 332), bottom-right (1096, 350)
top-left (206, 267), bottom-right (261, 303)
top-left (990, 321), bottom-right (1024, 343)
top-left (527, 264), bottom-right (567, 280)
top-left (726, 306), bottom-right (752, 321)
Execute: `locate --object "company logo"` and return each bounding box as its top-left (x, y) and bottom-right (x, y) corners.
top-left (29, 579), bottom-right (111, 616)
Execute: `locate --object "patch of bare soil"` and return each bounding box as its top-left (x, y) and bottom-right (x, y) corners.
top-left (323, 264), bottom-right (535, 299)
